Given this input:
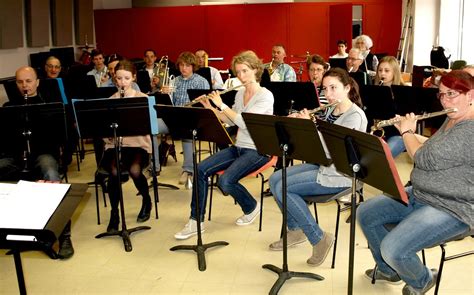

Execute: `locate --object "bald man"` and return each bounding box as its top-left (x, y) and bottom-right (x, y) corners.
top-left (264, 44), bottom-right (297, 82)
top-left (44, 56), bottom-right (62, 79)
top-left (0, 66), bottom-right (75, 259)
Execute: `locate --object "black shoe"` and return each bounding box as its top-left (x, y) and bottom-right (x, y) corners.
top-left (58, 237), bottom-right (74, 259)
top-left (137, 201), bottom-right (151, 223)
top-left (107, 210), bottom-right (119, 232)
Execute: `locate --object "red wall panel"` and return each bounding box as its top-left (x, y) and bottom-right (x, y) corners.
top-left (94, 1), bottom-right (402, 72)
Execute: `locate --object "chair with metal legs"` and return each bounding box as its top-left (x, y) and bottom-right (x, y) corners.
top-left (207, 155), bottom-right (278, 231)
top-left (302, 183), bottom-right (364, 269)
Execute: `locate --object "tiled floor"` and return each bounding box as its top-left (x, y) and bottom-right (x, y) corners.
top-left (1, 143), bottom-right (472, 294)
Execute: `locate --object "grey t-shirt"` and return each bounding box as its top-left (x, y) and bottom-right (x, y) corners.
top-left (411, 119), bottom-right (474, 229)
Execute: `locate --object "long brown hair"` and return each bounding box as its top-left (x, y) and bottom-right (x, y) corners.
top-left (323, 68), bottom-right (363, 108)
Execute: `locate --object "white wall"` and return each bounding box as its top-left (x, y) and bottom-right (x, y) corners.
top-left (0, 0), bottom-right (132, 79)
top-left (411, 0), bottom-right (440, 68)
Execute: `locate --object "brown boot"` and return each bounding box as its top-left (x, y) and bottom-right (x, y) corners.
top-left (307, 232), bottom-right (335, 266)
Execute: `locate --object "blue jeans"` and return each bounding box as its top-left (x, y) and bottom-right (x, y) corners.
top-left (190, 146), bottom-right (270, 220)
top-left (269, 163), bottom-right (348, 245)
top-left (357, 187), bottom-right (469, 290)
top-left (35, 154), bottom-right (60, 181)
top-left (386, 135), bottom-right (405, 158)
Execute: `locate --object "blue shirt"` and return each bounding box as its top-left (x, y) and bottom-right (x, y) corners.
top-left (172, 73), bottom-right (210, 106)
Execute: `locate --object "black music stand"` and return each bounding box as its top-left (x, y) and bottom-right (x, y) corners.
top-left (0, 183), bottom-right (88, 295)
top-left (265, 82), bottom-right (318, 116)
top-left (359, 85), bottom-right (398, 136)
top-left (316, 119), bottom-right (408, 295)
top-left (242, 113), bottom-right (328, 295)
top-left (73, 97), bottom-right (158, 252)
top-left (0, 102), bottom-right (67, 180)
top-left (154, 105), bottom-right (232, 271)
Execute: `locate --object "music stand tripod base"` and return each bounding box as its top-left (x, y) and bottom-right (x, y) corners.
top-left (96, 225), bottom-right (151, 252)
top-left (262, 264), bottom-right (324, 295)
top-left (170, 240), bottom-right (229, 272)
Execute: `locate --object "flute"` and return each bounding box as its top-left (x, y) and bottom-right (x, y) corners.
top-left (185, 82), bottom-right (251, 106)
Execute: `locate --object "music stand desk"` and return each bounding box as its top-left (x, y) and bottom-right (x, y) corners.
top-left (317, 119), bottom-right (407, 294)
top-left (155, 105), bottom-right (231, 271)
top-left (0, 183), bottom-right (88, 295)
top-left (242, 113), bottom-right (329, 294)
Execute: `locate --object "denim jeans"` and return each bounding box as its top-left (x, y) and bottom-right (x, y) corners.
top-left (357, 187), bottom-right (469, 290)
top-left (269, 163), bottom-right (348, 245)
top-left (190, 146), bottom-right (270, 220)
top-left (386, 135), bottom-right (405, 158)
top-left (35, 154), bottom-right (60, 181)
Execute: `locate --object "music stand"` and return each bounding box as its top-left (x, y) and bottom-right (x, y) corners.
top-left (359, 85), bottom-right (398, 136)
top-left (154, 105), bottom-right (232, 271)
top-left (0, 183), bottom-right (88, 295)
top-left (73, 97), bottom-right (158, 252)
top-left (0, 102), bottom-right (67, 180)
top-left (242, 113), bottom-right (328, 294)
top-left (329, 57), bottom-right (347, 70)
top-left (265, 82), bottom-right (318, 116)
top-left (316, 119), bottom-right (408, 295)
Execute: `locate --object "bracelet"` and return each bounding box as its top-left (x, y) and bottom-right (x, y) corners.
top-left (220, 103), bottom-right (228, 111)
top-left (401, 129), bottom-right (414, 136)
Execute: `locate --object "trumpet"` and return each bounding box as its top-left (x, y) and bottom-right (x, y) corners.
top-left (185, 82), bottom-right (250, 106)
top-left (370, 108), bottom-right (458, 137)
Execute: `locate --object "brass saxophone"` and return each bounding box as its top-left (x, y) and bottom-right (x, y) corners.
top-left (268, 58), bottom-right (274, 76)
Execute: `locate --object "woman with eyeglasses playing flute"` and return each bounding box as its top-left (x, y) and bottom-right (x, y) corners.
top-left (358, 70), bottom-right (474, 294)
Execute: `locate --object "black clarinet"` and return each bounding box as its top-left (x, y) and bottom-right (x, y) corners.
top-left (21, 90), bottom-right (32, 176)
top-left (120, 87), bottom-right (125, 98)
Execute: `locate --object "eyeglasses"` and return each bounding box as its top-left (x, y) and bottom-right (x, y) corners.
top-left (437, 90), bottom-right (462, 100)
top-left (46, 64), bottom-right (61, 70)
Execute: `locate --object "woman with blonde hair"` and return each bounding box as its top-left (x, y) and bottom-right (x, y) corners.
top-left (375, 56), bottom-right (405, 86)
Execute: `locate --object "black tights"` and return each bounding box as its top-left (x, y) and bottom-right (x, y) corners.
top-left (103, 147), bottom-right (150, 210)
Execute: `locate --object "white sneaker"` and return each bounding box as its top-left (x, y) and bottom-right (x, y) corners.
top-left (235, 203), bottom-right (260, 226)
top-left (178, 171), bottom-right (191, 185)
top-left (174, 219), bottom-right (204, 240)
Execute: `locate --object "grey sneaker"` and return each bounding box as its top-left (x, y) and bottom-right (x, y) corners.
top-left (364, 268), bottom-right (402, 285)
top-left (402, 269), bottom-right (438, 295)
top-left (269, 229), bottom-right (307, 251)
top-left (306, 231), bottom-right (335, 266)
top-left (235, 203), bottom-right (260, 226)
top-left (174, 219), bottom-right (204, 240)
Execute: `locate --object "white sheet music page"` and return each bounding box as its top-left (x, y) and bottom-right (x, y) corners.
top-left (0, 181), bottom-right (71, 230)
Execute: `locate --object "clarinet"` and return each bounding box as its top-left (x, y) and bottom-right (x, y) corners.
top-left (120, 87), bottom-right (125, 98)
top-left (22, 90), bottom-right (32, 175)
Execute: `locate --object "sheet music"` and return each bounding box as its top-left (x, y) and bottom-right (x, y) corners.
top-left (0, 181), bottom-right (71, 230)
